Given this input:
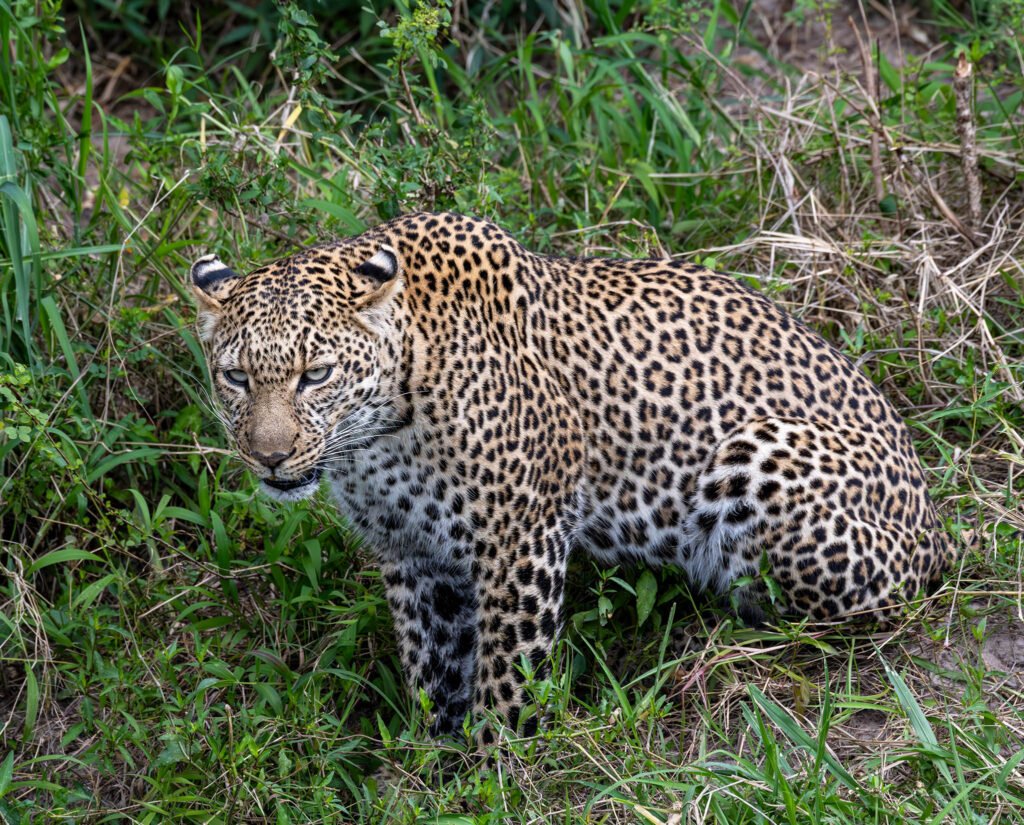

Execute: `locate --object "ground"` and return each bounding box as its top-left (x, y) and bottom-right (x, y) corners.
top-left (0, 0), bottom-right (1022, 822)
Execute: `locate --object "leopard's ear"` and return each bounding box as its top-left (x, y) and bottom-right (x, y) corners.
top-left (190, 254), bottom-right (241, 341)
top-left (353, 244), bottom-right (402, 310)
top-left (353, 245), bottom-right (403, 330)
top-left (191, 254), bottom-right (241, 302)
top-left (354, 244), bottom-right (400, 284)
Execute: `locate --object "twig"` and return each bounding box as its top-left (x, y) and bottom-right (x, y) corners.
top-left (222, 205), bottom-right (298, 245)
top-left (850, 16), bottom-right (885, 205)
top-left (953, 53), bottom-right (983, 238)
top-left (903, 159), bottom-right (980, 248)
top-left (100, 55), bottom-right (133, 104)
top-left (398, 63), bottom-right (425, 129)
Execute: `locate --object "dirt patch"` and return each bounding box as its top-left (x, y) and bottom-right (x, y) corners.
top-left (905, 612), bottom-right (1024, 697)
top-left (741, 0), bottom-right (943, 73)
top-left (706, 0), bottom-right (954, 114)
top-left (840, 707), bottom-right (892, 746)
top-left (981, 619), bottom-right (1024, 682)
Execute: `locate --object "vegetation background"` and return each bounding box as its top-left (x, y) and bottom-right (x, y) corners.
top-left (1, 0), bottom-right (1023, 821)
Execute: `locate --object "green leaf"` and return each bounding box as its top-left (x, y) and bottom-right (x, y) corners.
top-left (0, 751), bottom-right (13, 797)
top-left (154, 738), bottom-right (188, 767)
top-left (71, 573), bottom-right (119, 611)
top-left (22, 665), bottom-right (38, 742)
top-left (301, 199), bottom-right (366, 233)
top-left (159, 506), bottom-right (211, 527)
top-left (630, 160), bottom-right (660, 205)
top-left (879, 193), bottom-right (898, 214)
top-left (85, 448), bottom-right (163, 484)
top-left (0, 177), bottom-right (41, 355)
top-left (165, 64), bottom-right (184, 97)
top-left (26, 548), bottom-right (102, 576)
top-left (877, 51), bottom-right (901, 93)
top-left (253, 682), bottom-right (283, 714)
top-left (635, 569), bottom-right (657, 626)
top-left (376, 713), bottom-right (392, 746)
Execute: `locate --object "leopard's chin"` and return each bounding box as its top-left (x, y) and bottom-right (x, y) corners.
top-left (259, 468), bottom-right (323, 502)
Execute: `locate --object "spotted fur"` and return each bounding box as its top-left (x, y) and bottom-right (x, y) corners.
top-left (190, 212), bottom-right (954, 744)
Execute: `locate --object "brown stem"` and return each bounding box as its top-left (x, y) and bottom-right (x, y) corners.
top-left (399, 63), bottom-right (425, 129)
top-left (850, 17), bottom-right (885, 206)
top-left (222, 206), bottom-right (299, 245)
top-left (953, 53), bottom-right (982, 238)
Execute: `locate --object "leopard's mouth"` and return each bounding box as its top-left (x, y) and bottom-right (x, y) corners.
top-left (264, 468), bottom-right (322, 491)
top-left (260, 468), bottom-right (323, 500)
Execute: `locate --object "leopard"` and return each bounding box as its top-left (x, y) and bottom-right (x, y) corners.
top-left (189, 211), bottom-right (954, 745)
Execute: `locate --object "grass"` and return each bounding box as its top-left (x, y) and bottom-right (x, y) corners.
top-left (1, 0), bottom-right (1023, 821)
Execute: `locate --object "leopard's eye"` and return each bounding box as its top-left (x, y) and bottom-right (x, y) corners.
top-left (224, 369), bottom-right (249, 387)
top-left (301, 366), bottom-right (332, 386)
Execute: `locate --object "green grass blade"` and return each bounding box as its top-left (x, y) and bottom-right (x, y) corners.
top-left (84, 448), bottom-right (164, 484)
top-left (21, 665), bottom-right (38, 742)
top-left (76, 24), bottom-right (92, 200)
top-left (40, 295), bottom-right (90, 416)
top-left (0, 159), bottom-right (41, 361)
top-left (0, 115), bottom-right (23, 355)
top-left (748, 684), bottom-right (867, 800)
top-left (882, 659), bottom-right (954, 784)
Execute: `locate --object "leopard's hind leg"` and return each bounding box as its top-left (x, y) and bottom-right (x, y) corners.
top-left (680, 418), bottom-right (951, 620)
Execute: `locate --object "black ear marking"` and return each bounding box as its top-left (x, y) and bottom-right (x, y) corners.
top-left (191, 254), bottom-right (240, 292)
top-left (355, 245), bottom-right (399, 282)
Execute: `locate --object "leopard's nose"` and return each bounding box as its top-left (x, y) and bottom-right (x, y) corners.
top-left (252, 448), bottom-right (294, 470)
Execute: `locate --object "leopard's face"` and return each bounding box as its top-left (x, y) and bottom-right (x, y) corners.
top-left (190, 242), bottom-right (405, 502)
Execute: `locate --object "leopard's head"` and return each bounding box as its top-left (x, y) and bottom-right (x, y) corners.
top-left (189, 239), bottom-right (406, 502)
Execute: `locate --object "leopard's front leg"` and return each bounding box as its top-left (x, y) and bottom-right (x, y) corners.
top-left (381, 553), bottom-right (478, 736)
top-left (471, 503), bottom-right (576, 747)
